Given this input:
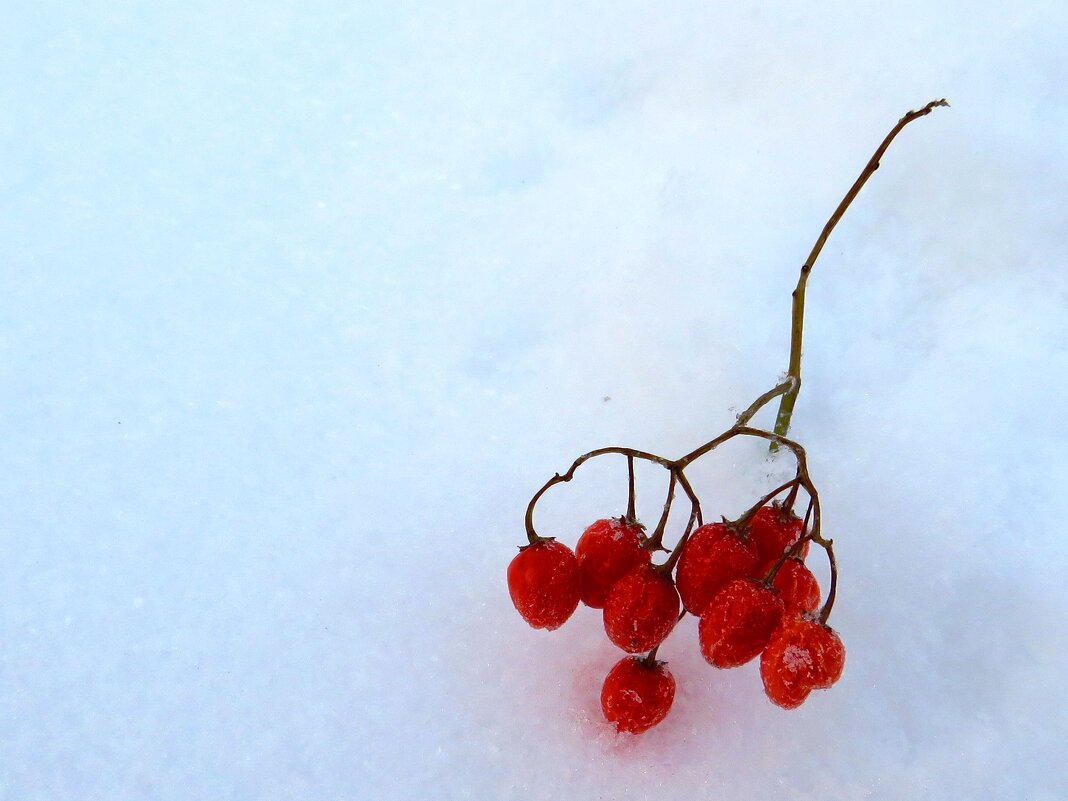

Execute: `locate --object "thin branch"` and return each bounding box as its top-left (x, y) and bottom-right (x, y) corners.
top-left (730, 477), bottom-right (802, 529)
top-left (646, 471), bottom-right (677, 551)
top-left (761, 534), bottom-right (811, 584)
top-left (736, 376), bottom-right (797, 427)
top-left (818, 538), bottom-right (838, 624)
top-left (677, 421), bottom-right (809, 471)
top-left (523, 446), bottom-right (674, 544)
top-left (771, 98), bottom-right (949, 446)
top-left (626, 454), bottom-right (636, 522)
top-left (674, 469), bottom-right (703, 529)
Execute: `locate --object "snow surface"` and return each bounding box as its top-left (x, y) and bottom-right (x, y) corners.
top-left (3, 2), bottom-right (1068, 799)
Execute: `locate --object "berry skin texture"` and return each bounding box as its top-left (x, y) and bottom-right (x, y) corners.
top-left (601, 656), bottom-right (676, 734)
top-left (699, 578), bottom-right (786, 668)
top-left (767, 557), bottom-right (820, 614)
top-left (603, 564), bottom-right (681, 653)
top-left (675, 523), bottom-right (759, 616)
top-left (575, 518), bottom-right (651, 609)
top-left (507, 539), bottom-right (580, 630)
top-left (760, 615), bottom-right (846, 709)
top-left (749, 504), bottom-right (807, 564)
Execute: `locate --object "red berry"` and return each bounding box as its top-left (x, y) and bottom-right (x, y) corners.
top-left (601, 656), bottom-right (676, 734)
top-left (699, 578), bottom-right (785, 668)
top-left (575, 518), bottom-right (651, 608)
top-left (748, 504), bottom-right (807, 564)
top-left (768, 557), bottom-right (820, 614)
top-left (603, 564), bottom-right (680, 653)
top-left (675, 523), bottom-right (759, 615)
top-left (760, 615), bottom-right (845, 709)
top-left (507, 539), bottom-right (580, 630)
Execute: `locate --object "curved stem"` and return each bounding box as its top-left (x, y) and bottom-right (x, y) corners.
top-left (736, 426), bottom-right (810, 475)
top-left (783, 480), bottom-right (801, 514)
top-left (653, 469), bottom-right (702, 569)
top-left (660, 517), bottom-right (696, 575)
top-left (737, 377), bottom-right (797, 428)
top-left (677, 422), bottom-right (808, 471)
top-left (818, 538), bottom-right (838, 624)
top-left (771, 98), bottom-right (949, 447)
top-left (526, 377), bottom-right (799, 544)
top-left (730, 477), bottom-right (801, 529)
top-left (524, 447), bottom-right (674, 544)
top-left (675, 378), bottom-right (794, 467)
top-left (674, 470), bottom-right (703, 531)
top-left (801, 496), bottom-right (814, 535)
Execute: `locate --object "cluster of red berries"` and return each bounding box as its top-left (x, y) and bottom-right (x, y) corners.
top-left (507, 505), bottom-right (844, 734)
top-left (502, 99), bottom-right (949, 737)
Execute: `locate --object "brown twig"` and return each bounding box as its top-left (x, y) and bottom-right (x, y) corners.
top-left (771, 99), bottom-right (949, 447)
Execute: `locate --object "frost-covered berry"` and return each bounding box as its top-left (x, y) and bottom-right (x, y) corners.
top-left (699, 578), bottom-right (785, 668)
top-left (765, 557), bottom-right (820, 615)
top-left (601, 656), bottom-right (676, 734)
top-left (749, 504), bottom-right (807, 564)
top-left (675, 522), bottom-right (759, 615)
top-left (603, 564), bottom-right (680, 653)
top-left (575, 518), bottom-right (651, 609)
top-left (760, 615), bottom-right (845, 709)
top-left (507, 539), bottom-right (580, 630)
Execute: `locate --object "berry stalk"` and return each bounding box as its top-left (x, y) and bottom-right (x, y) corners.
top-left (771, 98), bottom-right (949, 448)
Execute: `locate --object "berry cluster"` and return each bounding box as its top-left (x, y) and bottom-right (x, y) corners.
top-left (506, 100), bottom-right (947, 735)
top-left (509, 438), bottom-right (843, 734)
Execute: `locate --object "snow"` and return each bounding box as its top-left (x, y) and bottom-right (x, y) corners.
top-left (2, 1), bottom-right (1067, 799)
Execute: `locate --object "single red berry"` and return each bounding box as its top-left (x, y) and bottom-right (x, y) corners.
top-left (806, 623), bottom-right (845, 689)
top-left (748, 504), bottom-right (807, 564)
top-left (699, 578), bottom-right (785, 668)
top-left (601, 656), bottom-right (676, 734)
top-left (767, 557), bottom-right (820, 614)
top-left (603, 563), bottom-right (680, 653)
top-left (675, 522), bottom-right (759, 615)
top-left (575, 518), bottom-right (651, 608)
top-left (760, 615), bottom-right (846, 709)
top-left (507, 539), bottom-right (580, 630)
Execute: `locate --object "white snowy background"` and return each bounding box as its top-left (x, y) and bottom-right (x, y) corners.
top-left (2, 2), bottom-right (1067, 799)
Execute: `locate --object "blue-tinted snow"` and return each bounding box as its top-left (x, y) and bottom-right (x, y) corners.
top-left (2, 2), bottom-right (1066, 799)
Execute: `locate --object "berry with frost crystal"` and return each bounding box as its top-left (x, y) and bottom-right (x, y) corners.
top-left (760, 614), bottom-right (845, 709)
top-left (603, 563), bottom-right (680, 653)
top-left (601, 656), bottom-right (676, 734)
top-left (575, 518), bottom-right (651, 609)
top-left (749, 504), bottom-right (807, 563)
top-left (675, 522), bottom-right (759, 615)
top-left (699, 578), bottom-right (785, 668)
top-left (507, 539), bottom-right (580, 630)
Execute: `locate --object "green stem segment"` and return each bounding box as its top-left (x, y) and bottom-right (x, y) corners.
top-left (771, 99), bottom-right (949, 447)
